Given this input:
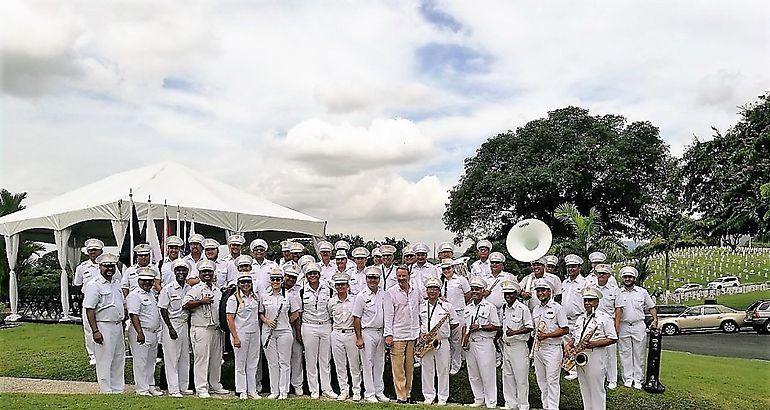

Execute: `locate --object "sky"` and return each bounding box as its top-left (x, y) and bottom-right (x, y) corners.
top-left (1, 0), bottom-right (768, 251)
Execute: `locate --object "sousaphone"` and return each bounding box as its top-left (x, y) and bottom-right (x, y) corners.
top-left (505, 218), bottom-right (553, 262)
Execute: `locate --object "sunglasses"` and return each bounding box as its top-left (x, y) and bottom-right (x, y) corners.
top-left (270, 277), bottom-right (283, 282)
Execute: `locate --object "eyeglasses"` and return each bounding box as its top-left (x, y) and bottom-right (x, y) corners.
top-left (270, 277), bottom-right (282, 282)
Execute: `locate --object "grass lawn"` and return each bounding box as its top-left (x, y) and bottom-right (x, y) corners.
top-left (682, 289), bottom-right (770, 310)
top-left (1, 323), bottom-right (768, 409)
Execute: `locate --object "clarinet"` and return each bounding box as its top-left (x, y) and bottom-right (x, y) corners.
top-left (263, 302), bottom-right (284, 348)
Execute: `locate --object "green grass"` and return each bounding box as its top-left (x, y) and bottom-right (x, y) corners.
top-left (681, 289), bottom-right (770, 310)
top-left (3, 323), bottom-right (769, 409)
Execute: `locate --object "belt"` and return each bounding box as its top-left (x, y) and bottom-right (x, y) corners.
top-left (96, 320), bottom-right (122, 324)
top-left (335, 329), bottom-right (355, 333)
top-left (624, 320), bottom-right (642, 326)
top-left (303, 319), bottom-right (330, 325)
top-left (364, 327), bottom-right (382, 332)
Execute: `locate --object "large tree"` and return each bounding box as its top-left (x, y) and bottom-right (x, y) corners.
top-left (444, 106), bottom-right (670, 242)
top-left (681, 93), bottom-right (770, 245)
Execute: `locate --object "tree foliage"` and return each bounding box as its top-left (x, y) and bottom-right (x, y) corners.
top-left (444, 106), bottom-right (671, 242)
top-left (681, 93), bottom-right (770, 241)
top-left (552, 203), bottom-right (627, 272)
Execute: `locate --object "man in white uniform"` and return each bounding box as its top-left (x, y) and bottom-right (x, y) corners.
top-left (160, 235), bottom-right (185, 286)
top-left (221, 234), bottom-right (246, 284)
top-left (499, 281), bottom-right (533, 410)
top-left (299, 262), bottom-right (337, 399)
top-left (531, 279), bottom-right (569, 410)
top-left (183, 234), bottom-right (205, 279)
top-left (561, 254), bottom-right (587, 381)
top-left (328, 273), bottom-right (363, 401)
top-left (483, 251), bottom-right (515, 309)
top-left (439, 258), bottom-right (470, 375)
top-left (353, 266), bottom-right (389, 403)
top-left (250, 238), bottom-right (277, 296)
top-left (594, 264), bottom-right (620, 389)
top-left (519, 258), bottom-right (562, 311)
top-left (122, 243), bottom-right (160, 296)
top-left (348, 247), bottom-right (369, 296)
top-left (586, 252), bottom-right (618, 288)
top-left (158, 259), bottom-right (192, 397)
top-left (418, 277), bottom-right (458, 405)
top-left (74, 238), bottom-right (104, 365)
top-left (470, 240), bottom-right (492, 278)
top-left (378, 245), bottom-right (398, 290)
top-left (126, 267), bottom-right (163, 396)
top-left (83, 253), bottom-right (125, 394)
top-left (615, 266), bottom-right (657, 389)
top-left (462, 276), bottom-right (500, 409)
top-left (411, 243), bottom-right (439, 294)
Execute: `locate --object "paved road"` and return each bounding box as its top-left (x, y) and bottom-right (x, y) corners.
top-left (662, 330), bottom-right (770, 360)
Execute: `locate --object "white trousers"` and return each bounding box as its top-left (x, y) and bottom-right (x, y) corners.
top-left (128, 326), bottom-right (159, 394)
top-left (190, 326), bottom-right (224, 394)
top-left (161, 321), bottom-right (190, 394)
top-left (618, 323), bottom-right (646, 384)
top-left (290, 335), bottom-right (304, 392)
top-left (466, 337), bottom-right (497, 407)
top-left (360, 328), bottom-right (385, 399)
top-left (82, 309), bottom-right (95, 361)
top-left (93, 322), bottom-right (125, 393)
top-left (449, 314), bottom-right (464, 372)
top-left (420, 338), bottom-right (450, 402)
top-left (264, 329), bottom-right (293, 395)
top-left (534, 343), bottom-right (562, 410)
top-left (577, 348), bottom-right (607, 410)
top-left (302, 322), bottom-right (333, 394)
top-left (234, 330), bottom-right (261, 394)
top-left (502, 340), bottom-right (530, 410)
top-left (331, 329), bottom-right (362, 397)
top-left (603, 342), bottom-right (618, 384)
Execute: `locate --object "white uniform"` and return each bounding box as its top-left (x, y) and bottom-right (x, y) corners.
top-left (319, 261), bottom-right (337, 289)
top-left (352, 286), bottom-right (386, 400)
top-left (121, 264), bottom-right (160, 293)
top-left (226, 291), bottom-right (261, 395)
top-left (419, 299), bottom-right (458, 403)
top-left (183, 282), bottom-right (225, 395)
top-left (348, 269), bottom-right (367, 296)
top-left (74, 259), bottom-right (100, 362)
top-left (299, 283), bottom-right (335, 396)
top-left (379, 264), bottom-right (398, 290)
top-left (596, 282), bottom-right (620, 385)
top-left (440, 274), bottom-right (470, 373)
top-left (260, 290), bottom-right (301, 396)
top-left (160, 257), bottom-right (187, 287)
top-left (214, 259), bottom-right (233, 289)
top-left (519, 273), bottom-right (563, 311)
top-left (126, 287), bottom-right (162, 394)
top-left (483, 271), bottom-right (515, 309)
top-left (283, 284), bottom-right (304, 394)
top-left (470, 259), bottom-right (491, 278)
top-left (251, 258), bottom-right (278, 296)
top-left (411, 262), bottom-right (440, 294)
top-left (561, 275), bottom-right (588, 331)
top-left (158, 280), bottom-right (191, 395)
top-left (615, 285), bottom-right (655, 386)
top-left (571, 310), bottom-right (618, 410)
top-left (182, 254), bottom-right (204, 279)
top-left (464, 299), bottom-right (500, 408)
top-left (532, 299), bottom-right (568, 410)
top-left (328, 294), bottom-right (362, 398)
top-left (500, 300), bottom-right (533, 410)
top-left (82, 275), bottom-right (126, 393)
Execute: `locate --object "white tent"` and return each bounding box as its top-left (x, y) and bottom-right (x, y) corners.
top-left (0, 162), bottom-right (326, 321)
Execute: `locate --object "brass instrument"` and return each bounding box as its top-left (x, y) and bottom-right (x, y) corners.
top-left (263, 301), bottom-right (283, 348)
top-left (416, 313), bottom-right (450, 358)
top-left (529, 321), bottom-right (546, 359)
top-left (505, 219), bottom-right (553, 263)
top-left (562, 317), bottom-right (598, 372)
top-left (202, 287), bottom-right (216, 327)
top-left (453, 257), bottom-right (470, 277)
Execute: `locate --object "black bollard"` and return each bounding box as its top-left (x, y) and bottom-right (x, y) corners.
top-left (643, 328), bottom-right (665, 393)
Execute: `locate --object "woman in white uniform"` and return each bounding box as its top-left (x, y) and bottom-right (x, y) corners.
top-left (260, 267), bottom-right (301, 399)
top-left (226, 262), bottom-right (262, 400)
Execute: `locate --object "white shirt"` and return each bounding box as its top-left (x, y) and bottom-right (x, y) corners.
top-left (500, 300), bottom-right (534, 343)
top-left (328, 294), bottom-right (356, 331)
top-left (157, 280), bottom-right (190, 324)
top-left (570, 310), bottom-right (618, 344)
top-left (348, 269), bottom-right (367, 296)
top-left (182, 254), bottom-right (205, 278)
top-left (470, 259), bottom-right (491, 278)
top-left (596, 282), bottom-right (619, 317)
top-left (300, 282), bottom-right (333, 324)
top-left (121, 264), bottom-right (160, 291)
top-left (260, 290), bottom-right (300, 332)
top-left (484, 271), bottom-right (515, 309)
top-left (561, 275), bottom-right (588, 320)
top-left (352, 286), bottom-right (385, 329)
top-left (83, 274), bottom-right (125, 322)
top-left (411, 262), bottom-right (440, 293)
top-left (419, 299), bottom-right (458, 340)
top-left (73, 259), bottom-right (99, 292)
top-left (379, 264), bottom-right (398, 290)
top-left (616, 286), bottom-right (655, 323)
top-left (464, 299), bottom-right (500, 339)
top-left (251, 258), bottom-right (278, 296)
top-left (441, 274), bottom-right (470, 311)
top-left (126, 287), bottom-right (161, 331)
top-left (532, 299), bottom-right (569, 345)
top-left (383, 284), bottom-right (422, 340)
top-left (183, 282), bottom-right (221, 327)
top-left (226, 291), bottom-right (261, 334)
top-left (160, 256), bottom-right (186, 287)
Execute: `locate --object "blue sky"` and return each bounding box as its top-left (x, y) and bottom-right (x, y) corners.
top-left (1, 0), bottom-right (768, 249)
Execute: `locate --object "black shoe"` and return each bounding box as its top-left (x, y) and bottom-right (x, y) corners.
top-left (397, 400), bottom-right (407, 404)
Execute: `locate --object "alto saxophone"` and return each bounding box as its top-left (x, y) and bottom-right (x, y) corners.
top-left (562, 318), bottom-right (598, 372)
top-left (529, 321), bottom-right (547, 359)
top-left (416, 313), bottom-right (450, 358)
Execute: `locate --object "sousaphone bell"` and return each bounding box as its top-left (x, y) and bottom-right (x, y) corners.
top-left (505, 218), bottom-right (553, 262)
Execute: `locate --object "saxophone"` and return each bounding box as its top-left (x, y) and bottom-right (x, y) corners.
top-left (562, 317), bottom-right (598, 372)
top-left (529, 321), bottom-right (546, 359)
top-left (416, 313), bottom-right (450, 358)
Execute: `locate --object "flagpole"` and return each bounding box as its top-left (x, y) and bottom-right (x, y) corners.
top-left (129, 189), bottom-right (134, 266)
top-left (176, 205), bottom-right (181, 237)
top-left (163, 200), bottom-right (169, 256)
top-left (183, 211), bottom-right (188, 255)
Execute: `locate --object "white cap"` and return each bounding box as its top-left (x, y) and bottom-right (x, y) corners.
top-left (227, 234), bottom-right (245, 245)
top-left (619, 266), bottom-right (638, 278)
top-left (533, 279), bottom-right (552, 291)
top-left (476, 240), bottom-right (492, 250)
top-left (564, 254), bottom-right (584, 265)
top-left (545, 255), bottom-right (559, 266)
top-left (203, 238), bottom-right (220, 249)
top-left (280, 241), bottom-right (292, 252)
top-left (334, 250), bottom-right (348, 260)
top-left (438, 242), bottom-right (454, 253)
top-left (595, 264), bottom-right (612, 275)
top-left (235, 255), bottom-right (253, 267)
top-left (413, 243), bottom-right (430, 254)
top-left (84, 238), bottom-right (104, 250)
top-left (334, 240), bottom-right (351, 251)
top-left (380, 245), bottom-right (396, 256)
top-left (581, 287), bottom-right (603, 299)
top-left (171, 259), bottom-right (189, 270)
top-left (588, 251), bottom-right (606, 263)
top-left (282, 263), bottom-right (300, 277)
top-left (304, 262), bottom-right (321, 274)
top-left (270, 267), bottom-right (284, 279)
top-left (317, 241), bottom-right (334, 252)
top-left (469, 276), bottom-right (487, 288)
top-left (371, 247), bottom-right (382, 257)
top-left (424, 277), bottom-right (442, 288)
top-left (501, 280), bottom-right (521, 293)
top-left (197, 259), bottom-right (216, 272)
top-left (298, 255), bottom-right (316, 270)
top-left (250, 238), bottom-right (268, 250)
top-left (402, 245), bottom-right (415, 256)
top-left (290, 242), bottom-right (305, 254)
top-left (440, 258), bottom-right (454, 269)
top-left (351, 247), bottom-right (370, 258)
top-left (133, 243), bottom-right (151, 255)
top-left (333, 273), bottom-right (350, 284)
top-left (237, 272), bottom-right (253, 282)
top-left (188, 233), bottom-right (205, 245)
top-left (95, 253), bottom-right (118, 265)
top-left (531, 257), bottom-right (547, 265)
top-left (137, 267), bottom-right (156, 281)
top-left (364, 266), bottom-right (383, 277)
top-left (489, 252), bottom-right (506, 263)
top-left (166, 235), bottom-right (184, 247)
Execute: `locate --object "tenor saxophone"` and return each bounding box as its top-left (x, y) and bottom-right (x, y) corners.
top-left (416, 313), bottom-right (450, 358)
top-left (529, 321), bottom-right (546, 359)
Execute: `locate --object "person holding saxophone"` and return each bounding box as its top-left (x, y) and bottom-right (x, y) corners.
top-left (462, 276), bottom-right (501, 408)
top-left (418, 277), bottom-right (459, 405)
top-left (260, 267), bottom-right (301, 400)
top-left (563, 287), bottom-right (617, 410)
top-left (531, 279), bottom-right (568, 410)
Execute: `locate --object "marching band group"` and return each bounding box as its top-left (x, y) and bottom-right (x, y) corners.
top-left (76, 233), bottom-right (658, 410)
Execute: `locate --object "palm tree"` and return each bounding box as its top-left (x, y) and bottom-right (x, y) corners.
top-left (553, 203), bottom-right (627, 271)
top-left (0, 189), bottom-right (43, 301)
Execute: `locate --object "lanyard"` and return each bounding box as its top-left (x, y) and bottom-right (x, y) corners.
top-left (427, 301), bottom-right (439, 329)
top-left (579, 313), bottom-right (595, 341)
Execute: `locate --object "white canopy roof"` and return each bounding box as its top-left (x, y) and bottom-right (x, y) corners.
top-left (0, 161), bottom-right (326, 242)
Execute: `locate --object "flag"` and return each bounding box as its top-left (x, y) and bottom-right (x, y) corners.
top-left (119, 202), bottom-right (142, 267)
top-left (145, 203), bottom-right (163, 267)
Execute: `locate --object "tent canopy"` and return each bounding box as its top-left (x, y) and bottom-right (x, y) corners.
top-left (0, 161), bottom-right (326, 243)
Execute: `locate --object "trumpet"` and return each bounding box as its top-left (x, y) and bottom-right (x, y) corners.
top-left (529, 321), bottom-right (546, 359)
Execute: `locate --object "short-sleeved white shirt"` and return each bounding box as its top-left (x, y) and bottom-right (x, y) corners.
top-left (532, 299), bottom-right (569, 345)
top-left (464, 299), bottom-right (500, 339)
top-left (352, 286), bottom-right (384, 329)
top-left (441, 274), bottom-right (470, 311)
top-left (183, 282), bottom-right (221, 327)
top-left (328, 295), bottom-right (356, 331)
top-left (121, 264), bottom-right (160, 291)
top-left (616, 286), bottom-right (655, 323)
top-left (126, 287), bottom-right (161, 331)
top-left (419, 300), bottom-right (458, 340)
top-left (226, 291), bottom-right (261, 334)
top-left (260, 291), bottom-right (300, 332)
top-left (83, 275), bottom-right (125, 322)
top-left (157, 280), bottom-right (190, 324)
top-left (500, 300), bottom-right (534, 343)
